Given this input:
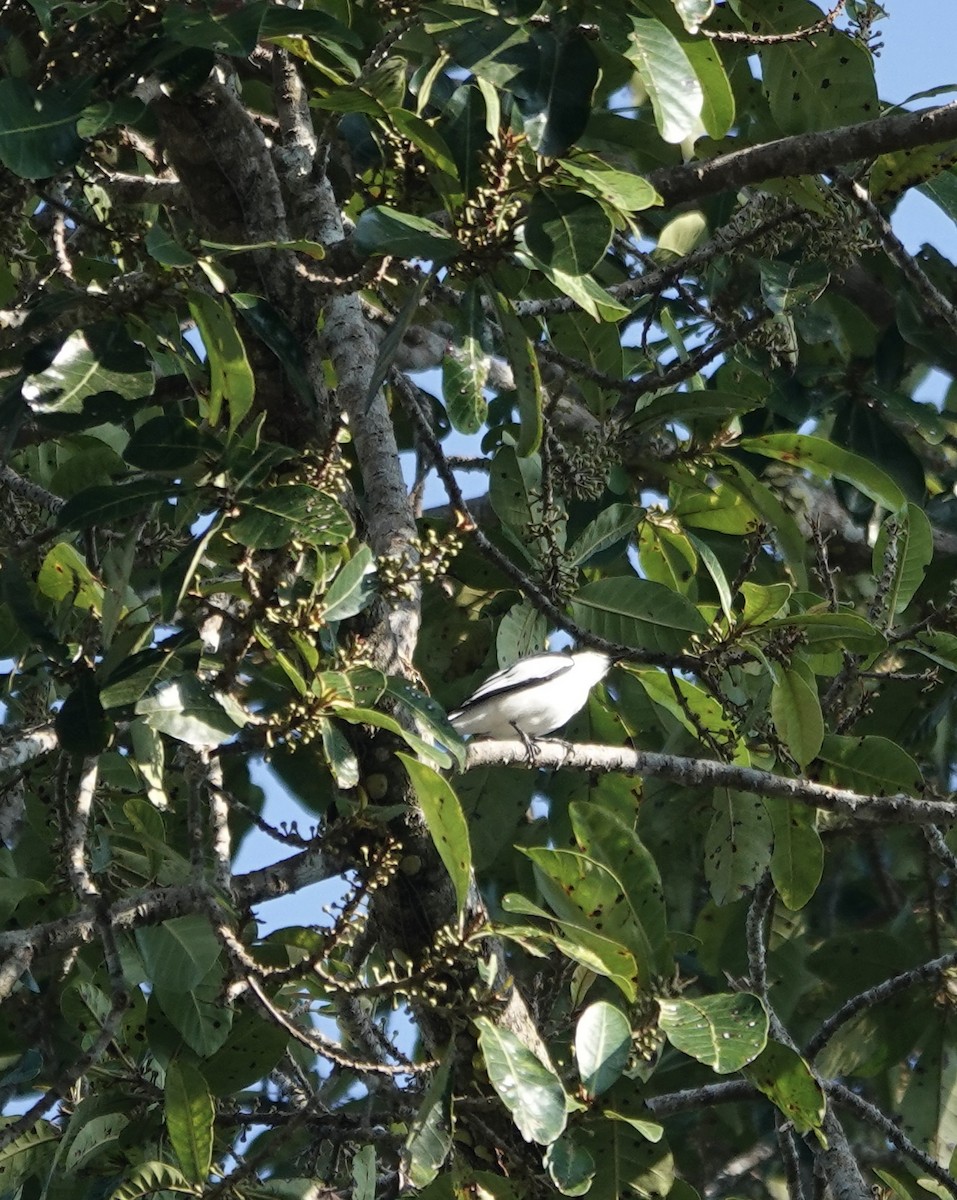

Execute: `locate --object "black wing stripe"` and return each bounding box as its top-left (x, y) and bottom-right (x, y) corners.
top-left (450, 658), bottom-right (575, 715)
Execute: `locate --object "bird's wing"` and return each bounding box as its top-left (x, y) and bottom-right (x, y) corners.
top-left (453, 653), bottom-right (575, 710)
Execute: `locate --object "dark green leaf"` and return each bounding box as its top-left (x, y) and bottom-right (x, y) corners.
top-left (55, 670), bottom-right (113, 755)
top-left (124, 414), bottom-right (205, 471)
top-left (135, 674), bottom-right (245, 747)
top-left (487, 285), bottom-right (543, 457)
top-left (353, 206), bottom-right (459, 265)
top-left (58, 481), bottom-right (180, 531)
top-left (742, 1041), bottom-right (826, 1135)
top-left (0, 78), bottom-right (87, 178)
top-left (514, 31), bottom-right (599, 158)
top-left (570, 576), bottom-right (708, 652)
top-left (545, 1134), bottom-right (596, 1197)
top-left (230, 485), bottom-right (352, 549)
top-left (163, 1), bottom-right (266, 55)
top-left (321, 545), bottom-right (377, 621)
top-left (400, 1055), bottom-right (454, 1189)
top-left (524, 189), bottom-right (613, 276)
top-left (399, 754), bottom-right (472, 915)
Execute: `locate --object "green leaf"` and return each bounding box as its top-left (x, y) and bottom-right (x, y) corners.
top-left (165, 1061), bottom-right (214, 1184)
top-left (187, 290), bottom-right (255, 434)
top-left (335, 705), bottom-right (453, 770)
top-left (872, 503), bottom-right (933, 616)
top-left (717, 455), bottom-right (809, 590)
top-left (321, 719), bottom-right (360, 789)
top-left (576, 1001), bottom-right (632, 1098)
top-left (0, 78), bottom-right (87, 178)
top-left (58, 480), bottom-right (179, 532)
top-left (545, 1134), bottom-right (596, 1197)
top-left (516, 31), bottom-right (600, 158)
top-left (366, 269), bottom-right (433, 410)
top-left (353, 1144), bottom-right (376, 1200)
top-left (63, 1109), bottom-right (130, 1173)
top-left (55, 670), bottom-right (113, 755)
top-left (22, 324), bottom-right (153, 414)
top-left (759, 259), bottom-right (830, 313)
top-left (230, 484), bottom-right (352, 549)
top-left (626, 18), bottom-right (703, 144)
top-left (496, 601), bottom-right (548, 666)
top-left (105, 1159), bottom-right (196, 1200)
top-left (37, 542), bottom-right (104, 613)
top-left (124, 414), bottom-right (206, 472)
top-left (164, 1), bottom-right (266, 55)
top-left (764, 610), bottom-right (884, 654)
top-left (742, 1041), bottom-right (826, 1135)
top-left (526, 257), bottom-right (632, 321)
top-left (443, 281), bottom-right (489, 434)
top-left (770, 667), bottom-right (823, 768)
top-left (671, 0), bottom-right (714, 33)
top-left (766, 797), bottom-right (823, 911)
top-left (232, 292), bottom-right (316, 407)
top-left (154, 972), bottom-right (234, 1057)
top-left (898, 1012), bottom-right (957, 1168)
top-left (398, 754), bottom-right (472, 916)
top-left (705, 790), bottom-right (772, 906)
top-left (739, 433), bottom-right (906, 513)
top-left (201, 1008), bottom-right (290, 1096)
top-left (475, 1016), bottom-right (567, 1145)
top-left (321, 545), bottom-right (377, 621)
top-left (570, 802), bottom-right (671, 979)
top-left (816, 734), bottom-right (923, 796)
top-left (385, 676), bottom-right (466, 770)
top-left (526, 846), bottom-right (656, 989)
top-left (568, 505), bottom-right (641, 567)
top-left (400, 1055), bottom-right (454, 1189)
top-left (137, 916), bottom-right (222, 991)
top-left (487, 285), bottom-right (543, 457)
top-left (658, 992), bottom-right (768, 1073)
top-left (524, 189), bottom-right (613, 276)
top-left (560, 158), bottom-right (660, 212)
top-left (735, 0), bottom-right (879, 133)
top-left (570, 576), bottom-right (708, 653)
top-left (353, 206), bottom-right (459, 265)
top-left (683, 33), bottom-right (734, 138)
top-left (738, 582), bottom-right (792, 628)
top-left (135, 674), bottom-right (245, 748)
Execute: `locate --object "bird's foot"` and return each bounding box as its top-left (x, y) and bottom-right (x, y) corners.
top-left (511, 722), bottom-right (541, 763)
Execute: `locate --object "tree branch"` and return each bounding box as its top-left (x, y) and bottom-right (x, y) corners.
top-left (647, 101), bottom-right (957, 207)
top-left (462, 739), bottom-right (955, 826)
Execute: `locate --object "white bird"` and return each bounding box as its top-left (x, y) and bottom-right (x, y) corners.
top-left (448, 649), bottom-right (613, 741)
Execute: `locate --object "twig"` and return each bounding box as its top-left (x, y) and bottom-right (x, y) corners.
top-left (835, 177), bottom-right (957, 341)
top-left (827, 1081), bottom-right (957, 1200)
top-left (804, 947), bottom-right (957, 1060)
top-left (703, 1), bottom-right (845, 43)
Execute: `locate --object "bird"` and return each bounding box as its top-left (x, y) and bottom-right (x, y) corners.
top-left (447, 649), bottom-right (613, 741)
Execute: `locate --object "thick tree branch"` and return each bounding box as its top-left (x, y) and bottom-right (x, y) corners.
top-left (462, 739), bottom-right (954, 825)
top-left (648, 101), bottom-right (957, 206)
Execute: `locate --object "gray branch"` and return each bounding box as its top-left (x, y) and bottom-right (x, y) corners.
top-left (462, 739), bottom-right (956, 826)
top-left (648, 100), bottom-right (957, 206)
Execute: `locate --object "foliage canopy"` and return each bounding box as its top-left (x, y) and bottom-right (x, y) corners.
top-left (3, 2), bottom-right (957, 1199)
